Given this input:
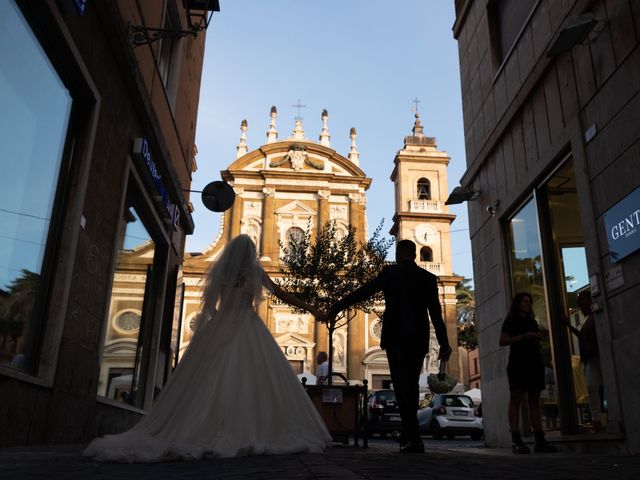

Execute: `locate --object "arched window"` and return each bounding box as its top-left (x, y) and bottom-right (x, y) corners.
top-left (420, 246), bottom-right (433, 262)
top-left (417, 178), bottom-right (431, 200)
top-left (286, 226), bottom-right (305, 245)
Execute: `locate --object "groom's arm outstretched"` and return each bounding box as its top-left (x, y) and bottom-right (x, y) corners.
top-left (262, 272), bottom-right (320, 317)
top-left (323, 273), bottom-right (384, 325)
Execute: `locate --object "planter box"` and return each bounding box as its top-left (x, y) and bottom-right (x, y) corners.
top-left (304, 383), bottom-right (368, 447)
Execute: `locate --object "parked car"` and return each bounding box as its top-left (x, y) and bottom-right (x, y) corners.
top-left (366, 389), bottom-right (402, 437)
top-left (417, 394), bottom-right (483, 440)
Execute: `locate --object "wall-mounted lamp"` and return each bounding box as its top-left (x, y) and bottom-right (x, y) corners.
top-left (546, 13), bottom-right (605, 58)
top-left (445, 186), bottom-right (481, 205)
top-left (130, 0), bottom-right (220, 46)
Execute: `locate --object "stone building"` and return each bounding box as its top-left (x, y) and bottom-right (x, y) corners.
top-left (452, 0), bottom-right (640, 452)
top-left (0, 0), bottom-right (215, 446)
top-left (181, 109), bottom-right (461, 389)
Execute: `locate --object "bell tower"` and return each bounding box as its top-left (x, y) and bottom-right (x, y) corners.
top-left (390, 112), bottom-right (462, 377)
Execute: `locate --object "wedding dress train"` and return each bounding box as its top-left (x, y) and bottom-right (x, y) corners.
top-left (84, 236), bottom-right (331, 462)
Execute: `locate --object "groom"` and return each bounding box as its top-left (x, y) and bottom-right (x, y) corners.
top-left (324, 239), bottom-right (451, 453)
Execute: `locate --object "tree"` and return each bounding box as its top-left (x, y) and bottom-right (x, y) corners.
top-left (0, 270), bottom-right (39, 353)
top-left (279, 220), bottom-right (393, 384)
top-left (456, 277), bottom-right (477, 351)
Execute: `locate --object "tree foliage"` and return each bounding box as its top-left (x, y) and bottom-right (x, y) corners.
top-left (279, 220), bottom-right (392, 322)
top-left (0, 270), bottom-right (39, 350)
top-left (456, 277), bottom-right (477, 351)
top-left (279, 220), bottom-right (393, 382)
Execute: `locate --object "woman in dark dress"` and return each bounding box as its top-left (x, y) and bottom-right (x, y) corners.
top-left (499, 292), bottom-right (557, 454)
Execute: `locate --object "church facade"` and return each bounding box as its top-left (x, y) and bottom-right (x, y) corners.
top-left (178, 108), bottom-right (460, 388)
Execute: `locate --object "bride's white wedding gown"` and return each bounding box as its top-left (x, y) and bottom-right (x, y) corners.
top-left (84, 282), bottom-right (332, 462)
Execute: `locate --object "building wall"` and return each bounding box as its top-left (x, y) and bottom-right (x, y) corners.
top-left (453, 0), bottom-right (640, 451)
top-left (0, 0), bottom-right (208, 446)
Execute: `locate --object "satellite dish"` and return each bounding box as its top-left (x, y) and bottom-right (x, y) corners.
top-left (201, 181), bottom-right (235, 212)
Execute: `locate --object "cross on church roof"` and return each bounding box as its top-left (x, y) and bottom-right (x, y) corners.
top-left (292, 99), bottom-right (306, 121)
top-left (411, 96), bottom-right (421, 114)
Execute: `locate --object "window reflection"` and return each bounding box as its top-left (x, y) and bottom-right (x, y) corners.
top-left (0, 0), bottom-right (72, 372)
top-left (508, 199), bottom-right (557, 430)
top-left (97, 205), bottom-right (155, 408)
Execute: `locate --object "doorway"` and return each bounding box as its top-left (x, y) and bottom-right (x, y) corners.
top-left (506, 157), bottom-right (600, 434)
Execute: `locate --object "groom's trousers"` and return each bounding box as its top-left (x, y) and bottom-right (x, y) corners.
top-left (386, 346), bottom-right (425, 443)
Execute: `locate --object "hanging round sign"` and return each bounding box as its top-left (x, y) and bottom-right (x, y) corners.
top-left (201, 181), bottom-right (235, 212)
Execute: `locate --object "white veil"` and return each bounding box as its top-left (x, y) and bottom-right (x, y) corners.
top-left (197, 234), bottom-right (265, 331)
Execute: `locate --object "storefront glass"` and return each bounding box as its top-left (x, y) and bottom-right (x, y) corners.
top-left (97, 201), bottom-right (157, 408)
top-left (544, 161), bottom-right (599, 430)
top-left (0, 0), bottom-right (72, 372)
top-left (507, 159), bottom-right (598, 434)
top-left (507, 198), bottom-right (558, 430)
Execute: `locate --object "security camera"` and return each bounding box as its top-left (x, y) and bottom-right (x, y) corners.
top-left (485, 199), bottom-right (501, 216)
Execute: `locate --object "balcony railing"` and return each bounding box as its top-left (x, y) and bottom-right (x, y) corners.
top-left (417, 261), bottom-right (443, 274)
top-left (409, 200), bottom-right (442, 213)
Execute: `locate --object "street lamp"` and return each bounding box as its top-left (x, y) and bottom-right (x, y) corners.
top-left (130, 0), bottom-right (220, 46)
top-left (445, 186), bottom-right (481, 205)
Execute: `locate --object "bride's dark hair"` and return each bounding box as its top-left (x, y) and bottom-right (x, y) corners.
top-left (198, 235), bottom-right (263, 330)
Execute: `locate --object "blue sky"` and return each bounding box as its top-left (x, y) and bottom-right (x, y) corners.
top-left (186, 0), bottom-right (473, 282)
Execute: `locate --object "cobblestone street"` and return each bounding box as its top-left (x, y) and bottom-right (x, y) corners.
top-left (1, 439), bottom-right (639, 480)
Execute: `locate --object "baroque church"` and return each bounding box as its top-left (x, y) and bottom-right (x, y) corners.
top-left (175, 107), bottom-right (462, 389)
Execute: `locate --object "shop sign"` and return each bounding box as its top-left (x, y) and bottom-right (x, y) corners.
top-left (132, 138), bottom-right (180, 230)
top-left (603, 185), bottom-right (640, 263)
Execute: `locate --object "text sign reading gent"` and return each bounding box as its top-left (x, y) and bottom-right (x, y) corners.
top-left (604, 185), bottom-right (640, 263)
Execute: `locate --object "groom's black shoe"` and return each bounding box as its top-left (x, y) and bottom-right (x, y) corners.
top-left (400, 440), bottom-right (425, 453)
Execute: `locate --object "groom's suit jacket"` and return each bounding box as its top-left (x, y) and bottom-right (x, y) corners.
top-left (332, 260), bottom-right (448, 355)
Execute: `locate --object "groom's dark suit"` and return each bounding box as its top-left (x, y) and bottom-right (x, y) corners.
top-left (330, 259), bottom-right (450, 445)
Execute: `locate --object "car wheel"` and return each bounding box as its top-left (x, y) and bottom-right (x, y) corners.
top-left (471, 432), bottom-right (482, 441)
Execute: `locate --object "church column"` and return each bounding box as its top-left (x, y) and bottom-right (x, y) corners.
top-left (261, 187), bottom-right (276, 262)
top-left (349, 193), bottom-right (365, 241)
top-left (347, 312), bottom-right (365, 381)
top-left (317, 190), bottom-right (330, 230)
top-left (437, 276), bottom-right (462, 382)
top-left (228, 188), bottom-right (244, 242)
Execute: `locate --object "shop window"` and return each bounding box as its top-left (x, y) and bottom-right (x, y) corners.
top-left (0, 0), bottom-right (73, 373)
top-left (97, 193), bottom-right (161, 408)
top-left (507, 197), bottom-right (558, 430)
top-left (488, 0), bottom-right (537, 65)
top-left (417, 178), bottom-right (431, 200)
top-left (420, 247), bottom-right (433, 262)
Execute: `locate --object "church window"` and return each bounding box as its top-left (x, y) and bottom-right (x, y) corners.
top-left (420, 246), bottom-right (433, 262)
top-left (286, 226), bottom-right (305, 245)
top-left (417, 178), bottom-right (431, 200)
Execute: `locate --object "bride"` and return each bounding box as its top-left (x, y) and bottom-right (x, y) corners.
top-left (84, 234), bottom-right (332, 462)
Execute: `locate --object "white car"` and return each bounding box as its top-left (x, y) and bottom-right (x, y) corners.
top-left (417, 394), bottom-right (483, 440)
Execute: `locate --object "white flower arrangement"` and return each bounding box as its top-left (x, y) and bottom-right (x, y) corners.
top-left (427, 372), bottom-right (457, 394)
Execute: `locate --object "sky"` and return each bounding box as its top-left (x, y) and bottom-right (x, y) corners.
top-left (186, 0), bottom-right (474, 282)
